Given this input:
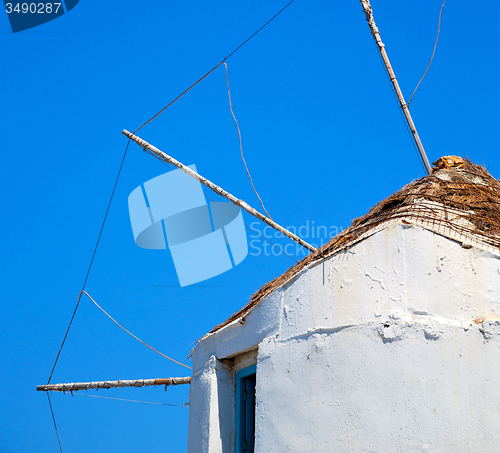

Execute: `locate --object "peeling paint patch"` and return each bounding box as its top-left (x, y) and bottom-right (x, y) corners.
top-left (409, 307), bottom-right (429, 316)
top-left (365, 271), bottom-right (386, 290)
top-left (423, 324), bottom-right (442, 340)
top-left (474, 313), bottom-right (500, 324)
top-left (377, 321), bottom-right (404, 342)
top-left (478, 320), bottom-right (500, 340)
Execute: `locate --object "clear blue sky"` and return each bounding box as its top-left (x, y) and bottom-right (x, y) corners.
top-left (1, 1), bottom-right (499, 452)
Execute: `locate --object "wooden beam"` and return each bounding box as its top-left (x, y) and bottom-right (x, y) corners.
top-left (37, 377), bottom-right (191, 392)
top-left (359, 0), bottom-right (432, 175)
top-left (122, 129), bottom-right (317, 253)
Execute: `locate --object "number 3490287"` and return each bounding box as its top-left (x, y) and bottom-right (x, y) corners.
top-left (5, 3), bottom-right (62, 14)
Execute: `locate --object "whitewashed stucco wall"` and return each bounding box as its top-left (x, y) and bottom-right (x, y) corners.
top-left (188, 356), bottom-right (235, 453)
top-left (256, 323), bottom-right (500, 452)
top-left (188, 223), bottom-right (500, 452)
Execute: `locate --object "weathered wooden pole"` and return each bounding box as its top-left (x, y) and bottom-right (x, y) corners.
top-left (122, 129), bottom-right (317, 253)
top-left (37, 377), bottom-right (191, 392)
top-left (360, 0), bottom-right (432, 174)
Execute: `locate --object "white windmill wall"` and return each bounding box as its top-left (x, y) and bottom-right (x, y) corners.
top-left (188, 222), bottom-right (500, 452)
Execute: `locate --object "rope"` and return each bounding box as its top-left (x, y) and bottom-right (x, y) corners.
top-left (81, 291), bottom-right (192, 370)
top-left (408, 0), bottom-right (446, 107)
top-left (132, 63), bottom-right (224, 135)
top-left (47, 291), bottom-right (83, 386)
top-left (47, 139), bottom-right (131, 386)
top-left (224, 62), bottom-right (273, 219)
top-left (44, 1), bottom-right (298, 445)
top-left (45, 140), bottom-right (131, 452)
top-left (132, 0), bottom-right (296, 134)
top-left (68, 392), bottom-right (189, 407)
top-left (47, 393), bottom-right (63, 453)
top-left (224, 0), bottom-right (296, 61)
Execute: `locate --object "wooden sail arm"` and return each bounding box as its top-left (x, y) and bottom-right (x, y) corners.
top-left (359, 0), bottom-right (432, 175)
top-left (122, 129), bottom-right (317, 252)
top-left (37, 377), bottom-right (191, 392)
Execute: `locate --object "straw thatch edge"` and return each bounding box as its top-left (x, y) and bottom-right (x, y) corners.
top-left (209, 158), bottom-right (500, 335)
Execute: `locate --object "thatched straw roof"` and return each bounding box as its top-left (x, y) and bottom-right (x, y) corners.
top-left (210, 156), bottom-right (500, 334)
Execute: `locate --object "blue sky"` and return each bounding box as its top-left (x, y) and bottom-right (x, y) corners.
top-left (1, 1), bottom-right (499, 452)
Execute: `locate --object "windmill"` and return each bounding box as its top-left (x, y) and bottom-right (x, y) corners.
top-left (37, 2), bottom-right (500, 452)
